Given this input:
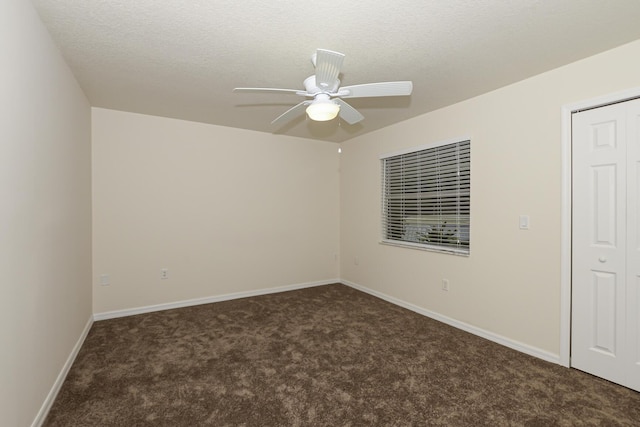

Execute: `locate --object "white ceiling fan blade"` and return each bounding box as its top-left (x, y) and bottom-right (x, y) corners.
top-left (340, 81), bottom-right (413, 98)
top-left (314, 49), bottom-right (345, 90)
top-left (234, 87), bottom-right (306, 95)
top-left (271, 101), bottom-right (311, 126)
top-left (334, 98), bottom-right (364, 125)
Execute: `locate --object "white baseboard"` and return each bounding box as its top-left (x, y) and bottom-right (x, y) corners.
top-left (341, 279), bottom-right (560, 365)
top-left (93, 279), bottom-right (340, 321)
top-left (31, 315), bottom-right (94, 427)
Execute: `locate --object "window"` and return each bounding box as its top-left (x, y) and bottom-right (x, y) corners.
top-left (380, 138), bottom-right (470, 255)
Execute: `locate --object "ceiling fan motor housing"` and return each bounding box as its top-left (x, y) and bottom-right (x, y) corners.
top-left (303, 75), bottom-right (340, 95)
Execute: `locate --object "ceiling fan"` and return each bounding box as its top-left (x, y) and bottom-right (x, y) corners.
top-left (233, 49), bottom-right (413, 126)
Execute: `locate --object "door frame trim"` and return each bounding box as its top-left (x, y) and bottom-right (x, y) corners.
top-left (560, 86), bottom-right (640, 367)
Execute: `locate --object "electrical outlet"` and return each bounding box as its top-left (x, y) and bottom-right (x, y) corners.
top-left (354, 257), bottom-right (359, 266)
top-left (100, 274), bottom-right (110, 286)
top-left (160, 268), bottom-right (168, 280)
top-left (442, 279), bottom-right (450, 291)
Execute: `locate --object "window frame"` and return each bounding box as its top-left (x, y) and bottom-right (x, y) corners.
top-left (379, 137), bottom-right (471, 256)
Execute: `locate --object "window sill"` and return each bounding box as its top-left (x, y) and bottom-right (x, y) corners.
top-left (379, 239), bottom-right (470, 257)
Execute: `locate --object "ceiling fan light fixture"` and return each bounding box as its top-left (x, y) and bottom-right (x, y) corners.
top-left (306, 97), bottom-right (340, 122)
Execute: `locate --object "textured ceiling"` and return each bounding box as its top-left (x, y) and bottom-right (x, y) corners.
top-left (31, 0), bottom-right (640, 142)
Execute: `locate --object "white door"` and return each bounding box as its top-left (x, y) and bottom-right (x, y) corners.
top-left (572, 98), bottom-right (640, 391)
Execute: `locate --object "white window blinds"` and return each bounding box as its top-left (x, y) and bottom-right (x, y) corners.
top-left (381, 139), bottom-right (470, 254)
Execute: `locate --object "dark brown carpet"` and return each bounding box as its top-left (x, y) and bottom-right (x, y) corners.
top-left (44, 284), bottom-right (640, 426)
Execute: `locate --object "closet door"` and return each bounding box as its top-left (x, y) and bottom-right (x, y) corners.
top-left (572, 98), bottom-right (640, 391)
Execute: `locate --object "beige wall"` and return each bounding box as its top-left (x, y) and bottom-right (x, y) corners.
top-left (0, 0), bottom-right (92, 425)
top-left (92, 109), bottom-right (340, 314)
top-left (340, 39), bottom-right (640, 358)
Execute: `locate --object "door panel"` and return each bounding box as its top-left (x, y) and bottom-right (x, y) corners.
top-left (592, 271), bottom-right (617, 356)
top-left (590, 120), bottom-right (617, 150)
top-left (572, 102), bottom-right (628, 388)
top-left (592, 164), bottom-right (617, 246)
top-left (590, 271), bottom-right (617, 357)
